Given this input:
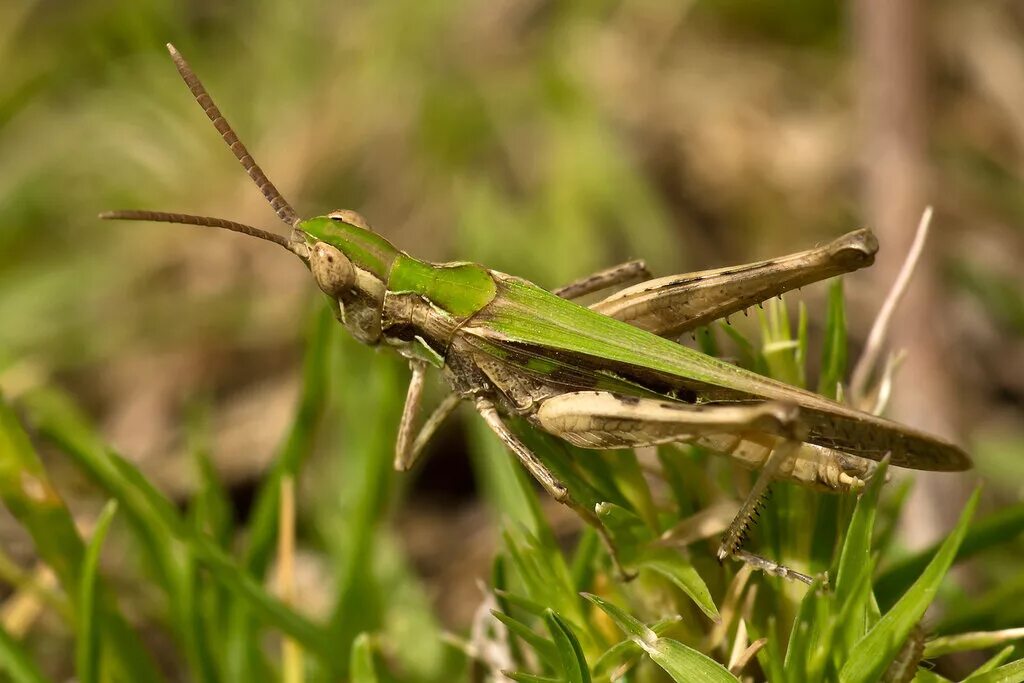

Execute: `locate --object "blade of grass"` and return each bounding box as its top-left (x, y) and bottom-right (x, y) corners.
top-left (759, 617), bottom-right (787, 683)
top-left (504, 673), bottom-right (560, 683)
top-left (783, 579), bottom-right (825, 679)
top-left (818, 279), bottom-right (847, 399)
top-left (23, 389), bottom-right (180, 591)
top-left (491, 610), bottom-right (559, 670)
top-left (964, 646), bottom-right (1018, 679)
top-left (0, 621), bottom-right (51, 683)
top-left (325, 349), bottom-right (404, 675)
top-left (226, 306), bottom-right (332, 680)
top-left (185, 401), bottom-right (231, 545)
top-left (503, 525), bottom-right (589, 642)
top-left (182, 404), bottom-right (226, 683)
top-left (876, 501), bottom-right (1024, 610)
top-left (582, 593), bottom-right (737, 682)
top-left (244, 306), bottom-right (333, 576)
top-left (833, 456), bottom-right (889, 653)
top-left (839, 487), bottom-right (981, 683)
top-left (925, 629), bottom-right (1024, 659)
top-left (21, 389), bottom-right (334, 661)
top-left (638, 547), bottom-right (719, 621)
top-left (189, 534), bottom-right (332, 656)
top-left (0, 395), bottom-right (164, 682)
top-left (545, 610), bottom-right (591, 683)
top-left (76, 500), bottom-right (118, 683)
top-left (277, 476), bottom-right (303, 683)
top-left (570, 527), bottom-right (600, 593)
top-left (592, 617), bottom-right (682, 679)
top-left (350, 633), bottom-right (380, 683)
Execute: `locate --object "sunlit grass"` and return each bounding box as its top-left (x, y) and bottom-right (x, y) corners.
top-left (1, 287), bottom-right (1020, 681)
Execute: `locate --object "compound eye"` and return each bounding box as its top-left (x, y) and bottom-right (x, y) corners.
top-left (310, 242), bottom-right (354, 297)
top-left (327, 209), bottom-right (372, 231)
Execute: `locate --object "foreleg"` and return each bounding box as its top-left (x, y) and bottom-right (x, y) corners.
top-left (394, 362), bottom-right (463, 472)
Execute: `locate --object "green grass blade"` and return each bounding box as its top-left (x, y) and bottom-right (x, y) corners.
top-left (0, 395), bottom-right (85, 594)
top-left (818, 279), bottom-right (847, 399)
top-left (839, 487), bottom-right (981, 683)
top-left (937, 574), bottom-right (1024, 635)
top-left (185, 402), bottom-right (232, 544)
top-left (638, 547), bottom-right (719, 620)
top-left (22, 389), bottom-right (333, 661)
top-left (582, 593), bottom-right (736, 682)
top-left (350, 633), bottom-right (380, 683)
top-left (76, 500), bottom-right (118, 683)
top-left (545, 610), bottom-right (591, 683)
top-left (570, 527), bottom-right (600, 593)
top-left (504, 673), bottom-right (560, 683)
top-left (0, 395), bottom-right (165, 682)
top-left (189, 534), bottom-right (332, 657)
top-left (495, 590), bottom-right (551, 620)
top-left (832, 457), bottom-right (889, 653)
top-left (718, 319), bottom-right (766, 374)
top-left (222, 308), bottom-right (333, 679)
top-left (324, 350), bottom-right (405, 675)
top-left (581, 593), bottom-right (656, 644)
top-left (759, 617), bottom-right (787, 683)
top-left (924, 629), bottom-right (1024, 658)
top-left (876, 501), bottom-right (1024, 610)
top-left (644, 637), bottom-right (740, 683)
top-left (759, 298), bottom-right (801, 387)
top-left (492, 610), bottom-right (559, 669)
top-left (22, 389), bottom-right (181, 590)
top-left (503, 525), bottom-right (588, 639)
top-left (244, 306), bottom-right (333, 576)
top-left (592, 618), bottom-right (682, 678)
top-left (595, 502), bottom-right (651, 567)
top-left (0, 622), bottom-right (51, 683)
top-left (783, 580), bottom-right (825, 679)
top-left (963, 647), bottom-right (1021, 681)
top-left (796, 301), bottom-right (808, 389)
top-left (601, 449), bottom-right (659, 531)
top-left (592, 637), bottom-right (641, 678)
top-left (696, 326), bottom-right (720, 357)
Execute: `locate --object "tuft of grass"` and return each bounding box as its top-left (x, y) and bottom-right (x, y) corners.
top-left (471, 291), bottom-right (1024, 682)
top-left (0, 280), bottom-right (1021, 682)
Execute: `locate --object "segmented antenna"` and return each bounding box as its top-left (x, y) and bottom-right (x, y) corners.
top-left (166, 43), bottom-right (301, 227)
top-left (99, 210), bottom-right (290, 249)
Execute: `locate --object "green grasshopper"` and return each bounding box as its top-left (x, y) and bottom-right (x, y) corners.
top-left (102, 45), bottom-right (971, 582)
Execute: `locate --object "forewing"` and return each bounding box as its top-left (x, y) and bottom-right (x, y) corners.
top-left (468, 273), bottom-right (971, 472)
top-left (591, 229), bottom-right (878, 337)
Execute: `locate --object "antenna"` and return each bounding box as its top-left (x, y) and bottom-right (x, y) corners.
top-left (99, 210), bottom-right (291, 249)
top-left (166, 43), bottom-right (301, 227)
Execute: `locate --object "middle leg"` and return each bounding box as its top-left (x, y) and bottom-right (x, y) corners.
top-left (476, 396), bottom-right (636, 579)
top-left (553, 259), bottom-right (651, 300)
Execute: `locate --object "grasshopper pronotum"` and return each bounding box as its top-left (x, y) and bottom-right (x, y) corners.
top-left (102, 45), bottom-right (971, 582)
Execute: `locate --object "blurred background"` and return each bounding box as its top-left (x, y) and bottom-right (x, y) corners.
top-left (1, 0), bottom-right (1024, 679)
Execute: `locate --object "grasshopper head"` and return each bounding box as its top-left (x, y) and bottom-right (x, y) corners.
top-left (294, 210), bottom-right (399, 344)
top-left (101, 45), bottom-right (399, 346)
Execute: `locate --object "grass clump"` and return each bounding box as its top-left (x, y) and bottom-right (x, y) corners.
top-left (0, 283), bottom-right (1020, 682)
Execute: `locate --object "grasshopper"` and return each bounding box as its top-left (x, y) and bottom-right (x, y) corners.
top-left (102, 45), bottom-right (971, 582)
